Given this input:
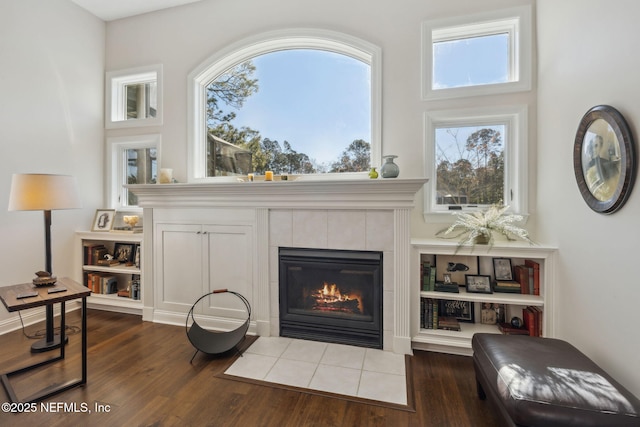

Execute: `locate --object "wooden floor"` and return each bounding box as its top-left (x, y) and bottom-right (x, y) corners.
top-left (0, 309), bottom-right (500, 427)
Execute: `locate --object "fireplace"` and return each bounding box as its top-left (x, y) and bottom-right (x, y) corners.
top-left (279, 247), bottom-right (383, 349)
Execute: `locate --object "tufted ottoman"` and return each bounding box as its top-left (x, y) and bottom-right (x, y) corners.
top-left (472, 333), bottom-right (640, 427)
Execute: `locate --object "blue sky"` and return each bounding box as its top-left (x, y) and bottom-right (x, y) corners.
top-left (222, 50), bottom-right (371, 166)
top-left (217, 36), bottom-right (507, 167)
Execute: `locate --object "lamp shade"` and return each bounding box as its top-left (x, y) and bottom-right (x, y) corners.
top-left (8, 173), bottom-right (82, 211)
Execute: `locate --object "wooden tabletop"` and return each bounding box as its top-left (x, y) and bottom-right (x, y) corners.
top-left (0, 277), bottom-right (91, 312)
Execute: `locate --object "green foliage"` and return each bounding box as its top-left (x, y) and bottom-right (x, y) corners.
top-left (330, 139), bottom-right (371, 172)
top-left (206, 61), bottom-right (259, 125)
top-left (437, 128), bottom-right (504, 205)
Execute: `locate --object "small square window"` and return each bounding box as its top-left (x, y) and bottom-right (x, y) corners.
top-left (433, 33), bottom-right (510, 90)
top-left (423, 6), bottom-right (531, 100)
top-left (106, 65), bottom-right (163, 129)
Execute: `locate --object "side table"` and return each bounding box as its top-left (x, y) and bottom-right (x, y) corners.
top-left (0, 277), bottom-right (91, 403)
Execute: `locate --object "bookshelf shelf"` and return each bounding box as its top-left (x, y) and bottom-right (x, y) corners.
top-left (411, 239), bottom-right (557, 356)
top-left (75, 231), bottom-right (143, 316)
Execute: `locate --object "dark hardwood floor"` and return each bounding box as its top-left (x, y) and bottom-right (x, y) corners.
top-left (0, 309), bottom-right (500, 426)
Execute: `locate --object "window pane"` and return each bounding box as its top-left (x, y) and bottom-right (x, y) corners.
top-left (435, 125), bottom-right (505, 206)
top-left (125, 81), bottom-right (157, 120)
top-left (433, 33), bottom-right (509, 89)
top-left (126, 148), bottom-right (157, 205)
top-left (205, 50), bottom-right (371, 176)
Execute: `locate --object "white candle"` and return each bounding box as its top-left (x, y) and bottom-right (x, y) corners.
top-left (159, 168), bottom-right (173, 184)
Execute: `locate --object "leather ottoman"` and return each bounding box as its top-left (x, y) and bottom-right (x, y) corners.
top-left (472, 333), bottom-right (640, 427)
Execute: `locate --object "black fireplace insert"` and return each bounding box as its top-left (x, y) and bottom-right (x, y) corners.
top-left (279, 247), bottom-right (383, 348)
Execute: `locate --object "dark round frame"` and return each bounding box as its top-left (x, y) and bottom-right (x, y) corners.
top-left (573, 105), bottom-right (636, 214)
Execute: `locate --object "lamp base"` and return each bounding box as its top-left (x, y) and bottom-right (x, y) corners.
top-left (31, 335), bottom-right (68, 353)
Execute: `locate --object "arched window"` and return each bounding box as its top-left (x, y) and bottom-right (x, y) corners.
top-left (188, 29), bottom-right (381, 182)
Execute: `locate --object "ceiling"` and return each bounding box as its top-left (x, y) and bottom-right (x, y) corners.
top-left (70, 0), bottom-right (205, 21)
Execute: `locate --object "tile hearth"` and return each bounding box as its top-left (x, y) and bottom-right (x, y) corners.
top-left (224, 336), bottom-right (407, 405)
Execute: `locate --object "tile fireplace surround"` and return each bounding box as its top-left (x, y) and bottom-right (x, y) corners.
top-left (128, 177), bottom-right (427, 355)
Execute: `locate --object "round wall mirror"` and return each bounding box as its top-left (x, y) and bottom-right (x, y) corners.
top-left (573, 105), bottom-right (636, 214)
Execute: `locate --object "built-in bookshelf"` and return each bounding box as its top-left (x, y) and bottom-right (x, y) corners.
top-left (75, 231), bottom-right (143, 315)
top-left (411, 238), bottom-right (557, 356)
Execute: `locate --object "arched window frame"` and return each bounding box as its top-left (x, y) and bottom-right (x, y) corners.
top-left (187, 28), bottom-right (381, 182)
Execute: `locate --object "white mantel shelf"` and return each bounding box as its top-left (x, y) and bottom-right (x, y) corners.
top-left (127, 178), bottom-right (428, 209)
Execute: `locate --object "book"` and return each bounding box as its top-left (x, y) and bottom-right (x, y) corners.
top-left (522, 306), bottom-right (538, 337)
top-left (101, 275), bottom-right (118, 294)
top-left (422, 261), bottom-right (432, 291)
top-left (493, 285), bottom-right (521, 293)
top-left (524, 259), bottom-right (540, 296)
top-left (97, 258), bottom-right (120, 266)
top-left (493, 280), bottom-right (521, 293)
top-left (434, 281), bottom-right (459, 293)
top-left (437, 316), bottom-right (461, 331)
top-left (514, 265), bottom-right (530, 294)
top-left (83, 243), bottom-right (107, 265)
top-left (498, 322), bottom-right (529, 335)
top-left (532, 306), bottom-right (543, 336)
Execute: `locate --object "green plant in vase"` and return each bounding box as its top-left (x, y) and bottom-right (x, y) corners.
top-left (436, 204), bottom-right (534, 252)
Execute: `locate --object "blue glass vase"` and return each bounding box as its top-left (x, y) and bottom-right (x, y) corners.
top-left (381, 155), bottom-right (399, 178)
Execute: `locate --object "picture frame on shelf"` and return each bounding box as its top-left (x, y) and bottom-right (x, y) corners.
top-left (435, 255), bottom-right (479, 285)
top-left (91, 209), bottom-right (116, 232)
top-left (481, 303), bottom-right (506, 325)
top-left (465, 274), bottom-right (493, 294)
top-left (438, 299), bottom-right (474, 323)
top-left (114, 242), bottom-right (135, 264)
top-left (492, 257), bottom-right (513, 281)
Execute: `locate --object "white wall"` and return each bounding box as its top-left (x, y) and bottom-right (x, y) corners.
top-left (103, 0), bottom-right (640, 397)
top-left (537, 0), bottom-right (640, 396)
top-left (0, 0), bottom-right (105, 327)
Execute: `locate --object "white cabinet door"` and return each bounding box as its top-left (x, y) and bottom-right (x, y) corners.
top-left (202, 224), bottom-right (253, 321)
top-left (154, 223), bottom-right (204, 313)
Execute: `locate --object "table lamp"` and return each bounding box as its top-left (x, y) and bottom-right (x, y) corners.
top-left (8, 173), bottom-right (82, 352)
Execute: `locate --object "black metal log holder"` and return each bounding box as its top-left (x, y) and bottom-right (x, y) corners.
top-left (185, 289), bottom-right (251, 363)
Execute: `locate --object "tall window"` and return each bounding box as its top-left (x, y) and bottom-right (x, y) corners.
top-left (108, 135), bottom-right (160, 209)
top-left (188, 29), bottom-right (381, 182)
top-left (424, 107), bottom-right (528, 215)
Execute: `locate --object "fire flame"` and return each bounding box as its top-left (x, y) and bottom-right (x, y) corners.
top-left (312, 282), bottom-right (362, 313)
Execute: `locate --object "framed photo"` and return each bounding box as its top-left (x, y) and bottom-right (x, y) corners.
top-left (493, 258), bottom-right (513, 281)
top-left (438, 299), bottom-right (474, 323)
top-left (481, 303), bottom-right (506, 325)
top-left (435, 255), bottom-right (479, 285)
top-left (92, 209), bottom-right (116, 232)
top-left (114, 242), bottom-right (135, 263)
top-left (465, 274), bottom-right (493, 294)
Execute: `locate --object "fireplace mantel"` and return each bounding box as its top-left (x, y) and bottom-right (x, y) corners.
top-left (126, 178), bottom-right (427, 209)
top-left (129, 177), bottom-right (427, 355)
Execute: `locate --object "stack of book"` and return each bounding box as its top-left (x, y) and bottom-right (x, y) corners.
top-left (420, 298), bottom-right (462, 331)
top-left (513, 259), bottom-right (540, 295)
top-left (420, 298), bottom-right (438, 329)
top-left (85, 272), bottom-right (118, 294)
top-left (494, 259), bottom-right (540, 295)
top-left (522, 305), bottom-right (543, 336)
top-left (83, 243), bottom-right (108, 265)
